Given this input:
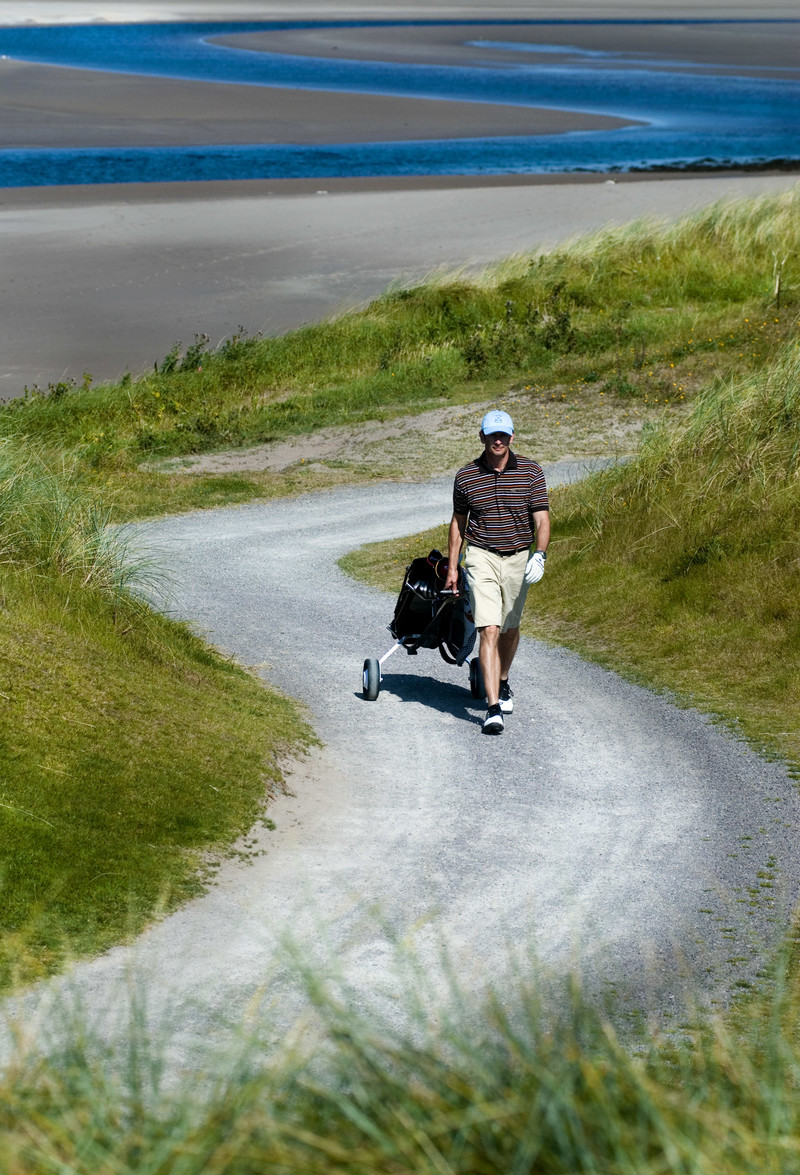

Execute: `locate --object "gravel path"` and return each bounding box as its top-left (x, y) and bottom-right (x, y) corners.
top-left (14, 463), bottom-right (799, 1064)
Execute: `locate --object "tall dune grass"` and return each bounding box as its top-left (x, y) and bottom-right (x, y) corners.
top-left (0, 439), bottom-right (151, 598)
top-left (556, 340), bottom-right (800, 566)
top-left (3, 955), bottom-right (800, 1174)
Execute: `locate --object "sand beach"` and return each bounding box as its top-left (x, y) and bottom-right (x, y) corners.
top-left (0, 0), bottom-right (796, 391)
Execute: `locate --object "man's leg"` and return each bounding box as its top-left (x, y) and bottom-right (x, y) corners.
top-left (495, 551), bottom-right (528, 709)
top-left (478, 624), bottom-right (501, 706)
top-left (498, 625), bottom-right (520, 683)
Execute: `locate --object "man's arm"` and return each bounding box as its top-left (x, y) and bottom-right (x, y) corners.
top-left (445, 511), bottom-right (467, 591)
top-left (532, 509), bottom-right (550, 553)
top-left (523, 509), bottom-right (551, 585)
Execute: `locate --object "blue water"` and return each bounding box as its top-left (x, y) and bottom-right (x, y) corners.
top-left (0, 19), bottom-right (798, 186)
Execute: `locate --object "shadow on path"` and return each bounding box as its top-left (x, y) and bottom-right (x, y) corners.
top-left (357, 670), bottom-right (483, 727)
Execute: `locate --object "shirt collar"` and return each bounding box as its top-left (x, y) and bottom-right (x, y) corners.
top-left (477, 449), bottom-right (517, 473)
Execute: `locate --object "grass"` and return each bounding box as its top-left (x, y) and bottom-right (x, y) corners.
top-left (340, 338), bottom-right (800, 775)
top-left (4, 950), bottom-right (800, 1173)
top-left (0, 442), bottom-right (312, 988)
top-left (2, 187), bottom-right (797, 518)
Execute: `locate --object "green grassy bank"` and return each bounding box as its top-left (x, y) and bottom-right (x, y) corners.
top-left (0, 445), bottom-right (310, 988)
top-left (3, 188), bottom-right (797, 518)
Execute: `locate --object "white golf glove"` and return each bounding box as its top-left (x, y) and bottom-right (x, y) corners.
top-left (524, 550), bottom-right (546, 585)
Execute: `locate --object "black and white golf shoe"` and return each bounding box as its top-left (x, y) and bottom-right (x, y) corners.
top-left (482, 703), bottom-right (505, 734)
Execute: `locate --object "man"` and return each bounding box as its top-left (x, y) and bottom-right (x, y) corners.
top-left (444, 409), bottom-right (549, 734)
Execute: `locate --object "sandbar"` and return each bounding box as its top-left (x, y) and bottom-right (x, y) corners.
top-left (218, 20), bottom-right (800, 79)
top-left (0, 58), bottom-right (632, 151)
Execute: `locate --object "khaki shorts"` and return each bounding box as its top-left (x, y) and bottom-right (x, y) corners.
top-left (463, 545), bottom-right (530, 632)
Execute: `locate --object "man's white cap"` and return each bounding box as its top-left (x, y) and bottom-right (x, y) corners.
top-left (481, 409), bottom-right (514, 435)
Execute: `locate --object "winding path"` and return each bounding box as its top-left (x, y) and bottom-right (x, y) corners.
top-left (20, 464), bottom-right (800, 1062)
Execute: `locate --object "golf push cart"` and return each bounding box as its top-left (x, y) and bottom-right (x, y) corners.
top-left (362, 549), bottom-right (485, 701)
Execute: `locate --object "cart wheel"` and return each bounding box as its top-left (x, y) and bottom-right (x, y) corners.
top-left (362, 657), bottom-right (381, 700)
top-left (469, 658), bottom-right (485, 701)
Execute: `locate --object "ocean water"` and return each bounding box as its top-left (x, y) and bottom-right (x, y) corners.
top-left (0, 19), bottom-right (797, 186)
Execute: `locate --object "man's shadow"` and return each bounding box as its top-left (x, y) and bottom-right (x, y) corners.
top-left (357, 670), bottom-right (482, 727)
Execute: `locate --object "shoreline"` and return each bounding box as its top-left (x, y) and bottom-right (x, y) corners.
top-left (1, 165), bottom-right (798, 209)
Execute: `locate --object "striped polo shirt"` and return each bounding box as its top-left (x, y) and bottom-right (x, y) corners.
top-left (453, 451), bottom-right (549, 553)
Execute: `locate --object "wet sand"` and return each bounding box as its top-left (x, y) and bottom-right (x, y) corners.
top-left (218, 20), bottom-right (800, 78)
top-left (0, 58), bottom-right (632, 151)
